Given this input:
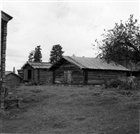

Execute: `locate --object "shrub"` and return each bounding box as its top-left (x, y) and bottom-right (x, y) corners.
top-left (105, 79), bottom-right (123, 88)
top-left (105, 76), bottom-right (138, 90)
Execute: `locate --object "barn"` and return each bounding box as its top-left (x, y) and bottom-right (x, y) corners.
top-left (5, 71), bottom-right (23, 88)
top-left (49, 56), bottom-right (130, 85)
top-left (22, 61), bottom-right (52, 84)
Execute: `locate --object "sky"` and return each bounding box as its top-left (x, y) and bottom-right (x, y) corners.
top-left (1, 0), bottom-right (139, 72)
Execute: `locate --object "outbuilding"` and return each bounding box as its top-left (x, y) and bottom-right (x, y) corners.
top-left (5, 71), bottom-right (23, 88)
top-left (49, 56), bottom-right (130, 85)
top-left (22, 62), bottom-right (52, 84)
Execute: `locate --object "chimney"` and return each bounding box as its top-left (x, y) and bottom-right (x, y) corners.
top-left (13, 67), bottom-right (16, 74)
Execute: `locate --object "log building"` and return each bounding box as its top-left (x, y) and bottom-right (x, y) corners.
top-left (49, 56), bottom-right (130, 85)
top-left (0, 11), bottom-right (13, 109)
top-left (21, 61), bottom-right (52, 84)
top-left (5, 71), bottom-right (23, 88)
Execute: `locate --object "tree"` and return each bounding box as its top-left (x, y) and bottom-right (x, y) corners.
top-left (50, 44), bottom-right (64, 64)
top-left (28, 50), bottom-right (35, 62)
top-left (34, 45), bottom-right (42, 62)
top-left (28, 45), bottom-right (42, 62)
top-left (95, 15), bottom-right (140, 67)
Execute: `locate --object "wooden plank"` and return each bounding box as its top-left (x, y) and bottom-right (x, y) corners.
top-left (53, 61), bottom-right (85, 84)
top-left (23, 69), bottom-right (28, 81)
top-left (53, 71), bottom-right (55, 84)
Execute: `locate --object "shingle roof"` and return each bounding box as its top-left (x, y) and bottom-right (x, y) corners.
top-left (50, 56), bottom-right (130, 71)
top-left (22, 62), bottom-right (52, 69)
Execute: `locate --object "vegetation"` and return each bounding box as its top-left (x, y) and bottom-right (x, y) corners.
top-left (105, 76), bottom-right (139, 90)
top-left (28, 50), bottom-right (34, 62)
top-left (0, 85), bottom-right (139, 134)
top-left (49, 44), bottom-right (64, 64)
top-left (28, 45), bottom-right (42, 62)
top-left (95, 15), bottom-right (140, 67)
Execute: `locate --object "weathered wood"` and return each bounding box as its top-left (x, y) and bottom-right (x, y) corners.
top-left (52, 71), bottom-right (55, 84)
top-left (39, 69), bottom-right (52, 84)
top-left (51, 57), bottom-right (128, 85)
top-left (87, 70), bottom-right (127, 84)
top-left (5, 73), bottom-right (22, 88)
top-left (83, 70), bottom-right (88, 85)
top-left (22, 63), bottom-right (52, 84)
top-left (1, 11), bottom-right (12, 110)
top-left (1, 20), bottom-right (8, 109)
top-left (17, 69), bottom-right (23, 78)
top-left (54, 60), bottom-right (84, 84)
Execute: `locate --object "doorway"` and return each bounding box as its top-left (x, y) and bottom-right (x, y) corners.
top-left (64, 71), bottom-right (72, 84)
top-left (28, 70), bottom-right (32, 80)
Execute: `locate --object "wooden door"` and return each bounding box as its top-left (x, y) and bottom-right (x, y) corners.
top-left (64, 71), bottom-right (72, 84)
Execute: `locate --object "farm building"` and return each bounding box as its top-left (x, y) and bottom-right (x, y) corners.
top-left (5, 71), bottom-right (23, 88)
top-left (0, 11), bottom-right (13, 109)
top-left (130, 62), bottom-right (140, 77)
top-left (17, 69), bottom-right (23, 78)
top-left (49, 56), bottom-right (130, 85)
top-left (21, 62), bottom-right (52, 84)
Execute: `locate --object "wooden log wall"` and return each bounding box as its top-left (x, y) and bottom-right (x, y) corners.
top-left (34, 69), bottom-right (38, 84)
top-left (55, 70), bottom-right (64, 83)
top-left (54, 60), bottom-right (84, 84)
top-left (87, 70), bottom-right (127, 84)
top-left (1, 20), bottom-right (8, 109)
top-left (1, 11), bottom-right (13, 110)
top-left (23, 65), bottom-right (34, 81)
top-left (5, 74), bottom-right (21, 88)
top-left (38, 69), bottom-right (52, 84)
top-left (53, 59), bottom-right (128, 85)
top-left (72, 70), bottom-right (84, 84)
top-left (1, 20), bottom-right (7, 87)
top-left (17, 69), bottom-right (23, 78)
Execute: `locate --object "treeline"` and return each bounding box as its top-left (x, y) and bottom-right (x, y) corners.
top-left (28, 44), bottom-right (64, 64)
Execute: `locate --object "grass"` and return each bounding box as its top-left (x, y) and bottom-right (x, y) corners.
top-left (0, 85), bottom-right (139, 134)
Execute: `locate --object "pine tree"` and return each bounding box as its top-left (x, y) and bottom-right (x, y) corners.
top-left (50, 44), bottom-right (64, 64)
top-left (28, 45), bottom-right (42, 62)
top-left (34, 45), bottom-right (42, 62)
top-left (28, 50), bottom-right (34, 62)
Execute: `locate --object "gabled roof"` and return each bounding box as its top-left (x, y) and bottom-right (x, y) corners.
top-left (49, 56), bottom-right (130, 71)
top-left (22, 61), bottom-right (52, 69)
top-left (5, 71), bottom-right (23, 79)
top-left (1, 11), bottom-right (13, 22)
top-left (5, 71), bottom-right (12, 76)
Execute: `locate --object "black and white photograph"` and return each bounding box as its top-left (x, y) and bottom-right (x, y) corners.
top-left (0, 0), bottom-right (140, 133)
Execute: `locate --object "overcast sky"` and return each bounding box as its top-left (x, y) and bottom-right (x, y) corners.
top-left (1, 0), bottom-right (139, 72)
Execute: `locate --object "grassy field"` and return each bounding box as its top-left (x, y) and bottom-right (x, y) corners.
top-left (0, 85), bottom-right (139, 134)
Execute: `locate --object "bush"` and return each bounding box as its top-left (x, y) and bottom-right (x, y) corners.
top-left (105, 76), bottom-right (138, 90)
top-left (105, 79), bottom-right (123, 88)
